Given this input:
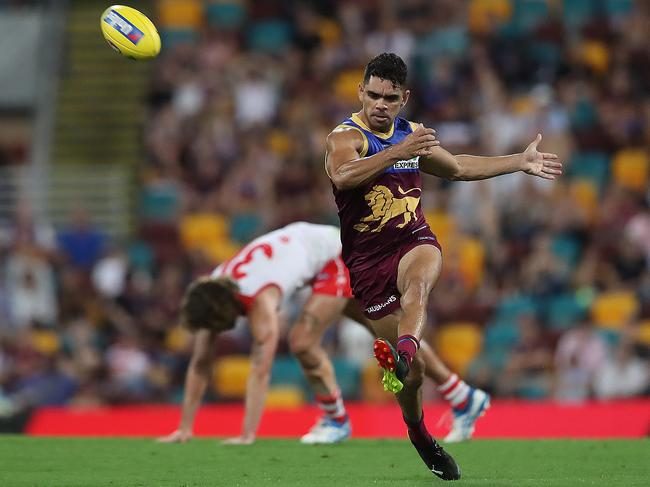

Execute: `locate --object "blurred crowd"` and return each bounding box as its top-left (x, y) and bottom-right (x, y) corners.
top-left (1, 0), bottom-right (650, 417)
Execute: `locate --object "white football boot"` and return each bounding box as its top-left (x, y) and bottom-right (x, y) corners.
top-left (443, 388), bottom-right (490, 443)
top-left (300, 416), bottom-right (351, 444)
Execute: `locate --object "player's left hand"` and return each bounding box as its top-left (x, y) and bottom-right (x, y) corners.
top-left (522, 134), bottom-right (563, 180)
top-left (222, 435), bottom-right (255, 445)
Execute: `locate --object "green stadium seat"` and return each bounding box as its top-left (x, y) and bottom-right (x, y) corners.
top-left (542, 293), bottom-right (587, 331)
top-left (566, 152), bottom-right (610, 191)
top-left (551, 234), bottom-right (581, 267)
top-left (205, 1), bottom-right (246, 29)
top-left (484, 319), bottom-right (520, 350)
top-left (528, 41), bottom-right (562, 68)
top-left (562, 0), bottom-right (596, 30)
top-left (331, 358), bottom-right (361, 400)
top-left (247, 20), bottom-right (292, 53)
top-left (420, 27), bottom-right (469, 59)
top-left (494, 294), bottom-right (538, 322)
top-left (160, 29), bottom-right (199, 48)
top-left (230, 213), bottom-right (263, 245)
top-left (511, 0), bottom-right (549, 30)
top-left (604, 0), bottom-right (633, 19)
top-left (570, 98), bottom-right (598, 129)
top-left (271, 356), bottom-right (307, 387)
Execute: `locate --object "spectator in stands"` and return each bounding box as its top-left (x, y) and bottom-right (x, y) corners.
top-left (554, 319), bottom-right (608, 402)
top-left (500, 314), bottom-right (553, 398)
top-left (57, 207), bottom-right (107, 272)
top-left (593, 337), bottom-right (649, 399)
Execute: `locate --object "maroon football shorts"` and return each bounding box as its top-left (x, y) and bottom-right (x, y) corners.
top-left (348, 226), bottom-right (442, 320)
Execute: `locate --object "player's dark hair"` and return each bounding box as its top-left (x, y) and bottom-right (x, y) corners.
top-left (363, 52), bottom-right (407, 88)
top-left (181, 277), bottom-right (244, 332)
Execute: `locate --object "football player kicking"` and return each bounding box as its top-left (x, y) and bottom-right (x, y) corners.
top-left (158, 222), bottom-right (488, 445)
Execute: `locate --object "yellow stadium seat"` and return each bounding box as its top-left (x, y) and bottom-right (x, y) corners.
top-left (569, 180), bottom-right (598, 223)
top-left (334, 69), bottom-right (365, 104)
top-left (29, 330), bottom-right (60, 356)
top-left (512, 94), bottom-right (536, 115)
top-left (265, 386), bottom-right (304, 408)
top-left (267, 129), bottom-right (292, 157)
top-left (213, 355), bottom-right (251, 398)
top-left (424, 210), bottom-right (457, 248)
top-left (435, 322), bottom-right (483, 375)
top-left (180, 212), bottom-right (228, 244)
top-left (361, 359), bottom-right (393, 404)
top-left (165, 326), bottom-right (192, 353)
top-left (317, 18), bottom-right (341, 46)
top-left (158, 0), bottom-right (203, 29)
top-left (612, 149), bottom-right (649, 192)
top-left (180, 212), bottom-right (240, 263)
top-left (591, 291), bottom-right (639, 330)
top-left (581, 41), bottom-right (609, 74)
top-left (459, 237), bottom-right (486, 289)
top-left (635, 320), bottom-right (650, 346)
top-left (468, 0), bottom-right (512, 34)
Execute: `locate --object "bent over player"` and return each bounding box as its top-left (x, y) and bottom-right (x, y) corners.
top-left (159, 222), bottom-right (353, 445)
top-left (326, 53), bottom-right (562, 479)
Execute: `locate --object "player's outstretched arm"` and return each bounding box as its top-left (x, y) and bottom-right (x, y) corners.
top-left (419, 133), bottom-right (562, 181)
top-left (223, 288), bottom-right (280, 445)
top-left (326, 125), bottom-right (439, 190)
top-left (158, 329), bottom-right (216, 443)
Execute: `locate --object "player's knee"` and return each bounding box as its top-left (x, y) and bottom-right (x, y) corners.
top-left (402, 276), bottom-right (432, 307)
top-left (289, 328), bottom-right (312, 357)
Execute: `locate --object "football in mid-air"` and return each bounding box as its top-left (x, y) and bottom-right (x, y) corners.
top-left (100, 5), bottom-right (161, 60)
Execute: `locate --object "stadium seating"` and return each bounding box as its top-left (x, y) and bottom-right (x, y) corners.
top-left (179, 212), bottom-right (240, 262)
top-left (213, 355), bottom-right (251, 398)
top-left (361, 360), bottom-right (393, 404)
top-left (157, 0), bottom-right (201, 46)
top-left (636, 320), bottom-right (650, 346)
top-left (562, 0), bottom-right (597, 30)
top-left (542, 293), bottom-right (586, 331)
top-left (435, 322), bottom-right (483, 375)
top-left (265, 386), bottom-right (304, 408)
top-left (591, 291), bottom-right (639, 330)
top-left (458, 237), bottom-right (486, 290)
top-left (423, 210), bottom-right (457, 248)
top-left (567, 152), bottom-right (610, 191)
top-left (612, 149), bottom-right (649, 192)
top-left (205, 0), bottom-right (246, 29)
top-left (569, 179), bottom-right (598, 223)
top-left (164, 326), bottom-right (192, 353)
top-left (468, 0), bottom-right (512, 34)
top-left (30, 330), bottom-right (61, 356)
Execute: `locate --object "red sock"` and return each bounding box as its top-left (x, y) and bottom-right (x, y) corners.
top-left (315, 389), bottom-right (347, 424)
top-left (397, 334), bottom-right (420, 365)
top-left (437, 374), bottom-right (470, 411)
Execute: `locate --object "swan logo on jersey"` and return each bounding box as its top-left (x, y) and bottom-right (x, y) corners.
top-left (103, 10), bottom-right (144, 44)
top-left (353, 185), bottom-right (421, 233)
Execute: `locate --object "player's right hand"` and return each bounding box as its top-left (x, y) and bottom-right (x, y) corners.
top-left (396, 124), bottom-right (439, 159)
top-left (157, 429), bottom-right (192, 443)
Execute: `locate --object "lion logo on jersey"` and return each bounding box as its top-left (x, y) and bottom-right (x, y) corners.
top-left (353, 185), bottom-right (420, 233)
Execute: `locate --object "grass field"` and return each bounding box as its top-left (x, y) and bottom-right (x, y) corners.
top-left (1, 437), bottom-right (648, 486)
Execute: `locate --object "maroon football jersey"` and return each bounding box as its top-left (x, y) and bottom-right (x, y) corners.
top-left (331, 113), bottom-right (427, 269)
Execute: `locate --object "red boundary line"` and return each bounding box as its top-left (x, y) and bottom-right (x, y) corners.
top-left (25, 399), bottom-right (650, 438)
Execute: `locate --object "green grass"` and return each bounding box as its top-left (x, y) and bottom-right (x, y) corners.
top-left (1, 437), bottom-right (648, 486)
